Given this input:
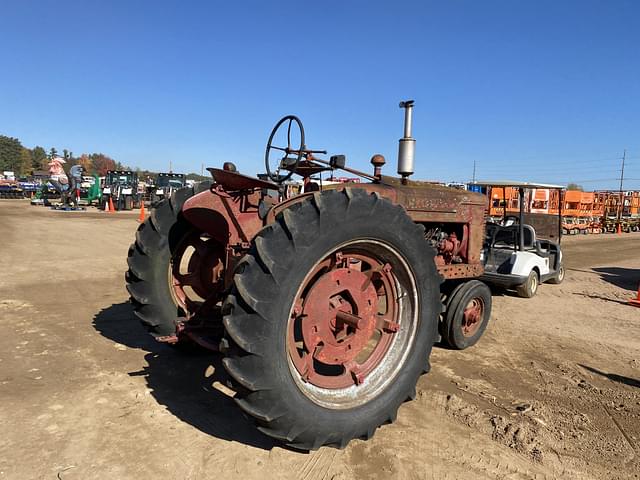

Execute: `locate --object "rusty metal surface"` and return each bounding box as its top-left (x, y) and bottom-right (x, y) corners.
top-left (208, 167), bottom-right (278, 191)
top-left (462, 297), bottom-right (484, 337)
top-left (185, 171), bottom-right (489, 298)
top-left (436, 263), bottom-right (484, 279)
top-left (287, 250), bottom-right (399, 389)
top-left (182, 186), bottom-right (264, 247)
top-left (268, 181), bottom-right (487, 280)
top-left (169, 231), bottom-right (225, 316)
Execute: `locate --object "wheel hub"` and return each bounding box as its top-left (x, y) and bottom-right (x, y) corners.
top-left (461, 298), bottom-right (483, 337)
top-left (288, 251), bottom-right (402, 390)
top-left (170, 232), bottom-right (224, 316)
top-left (301, 268), bottom-right (378, 365)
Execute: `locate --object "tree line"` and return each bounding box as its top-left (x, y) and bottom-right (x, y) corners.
top-left (0, 134), bottom-right (209, 181)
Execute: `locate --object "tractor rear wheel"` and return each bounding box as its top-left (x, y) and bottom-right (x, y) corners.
top-left (126, 182), bottom-right (218, 338)
top-left (222, 189), bottom-right (441, 449)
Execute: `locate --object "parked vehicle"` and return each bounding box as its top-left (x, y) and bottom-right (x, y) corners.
top-left (472, 181), bottom-right (565, 298)
top-left (150, 172), bottom-right (186, 206)
top-left (101, 170), bottom-right (141, 210)
top-left (125, 101), bottom-right (494, 449)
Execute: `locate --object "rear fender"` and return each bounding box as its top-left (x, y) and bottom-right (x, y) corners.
top-left (181, 187), bottom-right (264, 247)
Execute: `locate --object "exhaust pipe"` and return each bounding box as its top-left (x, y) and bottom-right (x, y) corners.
top-left (397, 100), bottom-right (416, 182)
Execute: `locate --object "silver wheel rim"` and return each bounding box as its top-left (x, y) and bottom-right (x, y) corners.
top-left (286, 239), bottom-right (420, 409)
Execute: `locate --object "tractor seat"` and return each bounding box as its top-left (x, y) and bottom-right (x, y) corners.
top-left (521, 224), bottom-right (536, 249)
top-left (521, 224), bottom-right (551, 258)
top-left (208, 168), bottom-right (278, 191)
top-left (304, 182), bottom-right (320, 192)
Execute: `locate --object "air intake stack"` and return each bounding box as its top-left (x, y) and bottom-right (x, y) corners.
top-left (397, 100), bottom-right (416, 183)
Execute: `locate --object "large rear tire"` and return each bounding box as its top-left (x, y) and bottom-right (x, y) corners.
top-left (222, 189), bottom-right (442, 449)
top-left (126, 182), bottom-right (213, 337)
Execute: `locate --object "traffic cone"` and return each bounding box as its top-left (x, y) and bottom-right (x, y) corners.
top-left (617, 223), bottom-right (622, 234)
top-left (108, 196), bottom-right (115, 213)
top-left (138, 201), bottom-right (146, 222)
top-left (630, 283), bottom-right (640, 308)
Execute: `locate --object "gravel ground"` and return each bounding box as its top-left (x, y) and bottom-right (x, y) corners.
top-left (0, 200), bottom-right (639, 480)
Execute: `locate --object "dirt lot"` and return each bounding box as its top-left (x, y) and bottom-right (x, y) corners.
top-left (0, 200), bottom-right (639, 480)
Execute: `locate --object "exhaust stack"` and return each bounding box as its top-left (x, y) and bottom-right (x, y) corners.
top-left (397, 100), bottom-right (416, 182)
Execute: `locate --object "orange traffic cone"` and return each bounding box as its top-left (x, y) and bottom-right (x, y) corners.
top-left (138, 201), bottom-right (146, 222)
top-left (630, 283), bottom-right (640, 308)
top-left (108, 196), bottom-right (115, 213)
top-left (617, 223), bottom-right (622, 234)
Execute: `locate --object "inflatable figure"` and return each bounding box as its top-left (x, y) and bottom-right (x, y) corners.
top-left (47, 157), bottom-right (84, 209)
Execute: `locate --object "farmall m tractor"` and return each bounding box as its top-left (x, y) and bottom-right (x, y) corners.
top-left (126, 101), bottom-right (491, 449)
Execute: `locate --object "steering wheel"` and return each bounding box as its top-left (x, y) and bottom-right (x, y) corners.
top-left (265, 115), bottom-right (305, 183)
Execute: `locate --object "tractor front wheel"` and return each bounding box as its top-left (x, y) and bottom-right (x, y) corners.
top-left (222, 189), bottom-right (441, 449)
top-left (441, 280), bottom-right (491, 350)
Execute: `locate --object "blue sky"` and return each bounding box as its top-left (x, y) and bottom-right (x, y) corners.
top-left (1, 0), bottom-right (639, 189)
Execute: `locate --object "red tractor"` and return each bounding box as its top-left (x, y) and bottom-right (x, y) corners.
top-left (126, 101), bottom-right (491, 449)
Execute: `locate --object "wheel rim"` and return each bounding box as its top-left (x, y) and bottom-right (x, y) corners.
top-left (557, 266), bottom-right (565, 282)
top-left (530, 273), bottom-right (538, 294)
top-left (287, 240), bottom-right (419, 409)
top-left (168, 231), bottom-right (224, 316)
top-left (461, 297), bottom-right (484, 337)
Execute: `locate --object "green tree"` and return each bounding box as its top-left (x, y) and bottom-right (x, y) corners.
top-left (90, 153), bottom-right (117, 175)
top-left (48, 147), bottom-right (58, 159)
top-left (31, 146), bottom-right (47, 170)
top-left (19, 148), bottom-right (32, 176)
top-left (567, 183), bottom-right (583, 191)
top-left (78, 154), bottom-right (92, 174)
top-left (0, 135), bottom-right (23, 173)
top-left (186, 172), bottom-right (209, 181)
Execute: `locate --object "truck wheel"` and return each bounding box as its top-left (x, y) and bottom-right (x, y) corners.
top-left (222, 189), bottom-right (442, 450)
top-left (516, 270), bottom-right (539, 298)
top-left (125, 196), bottom-right (133, 210)
top-left (126, 182), bottom-right (217, 338)
top-left (547, 264), bottom-right (565, 284)
top-left (441, 280), bottom-right (491, 350)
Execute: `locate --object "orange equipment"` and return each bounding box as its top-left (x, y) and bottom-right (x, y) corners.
top-left (630, 284), bottom-right (640, 307)
top-left (138, 201), bottom-right (146, 222)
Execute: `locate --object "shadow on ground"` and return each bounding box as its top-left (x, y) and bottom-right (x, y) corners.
top-left (571, 292), bottom-right (630, 305)
top-left (579, 364), bottom-right (640, 389)
top-left (93, 302), bottom-right (277, 450)
top-left (592, 267), bottom-right (639, 291)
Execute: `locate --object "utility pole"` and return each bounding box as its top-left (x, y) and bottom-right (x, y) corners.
top-left (617, 149), bottom-right (626, 229)
top-left (472, 160), bottom-right (476, 183)
top-left (619, 149), bottom-right (626, 192)
top-left (169, 159), bottom-right (172, 173)
top-left (201, 163), bottom-right (204, 177)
